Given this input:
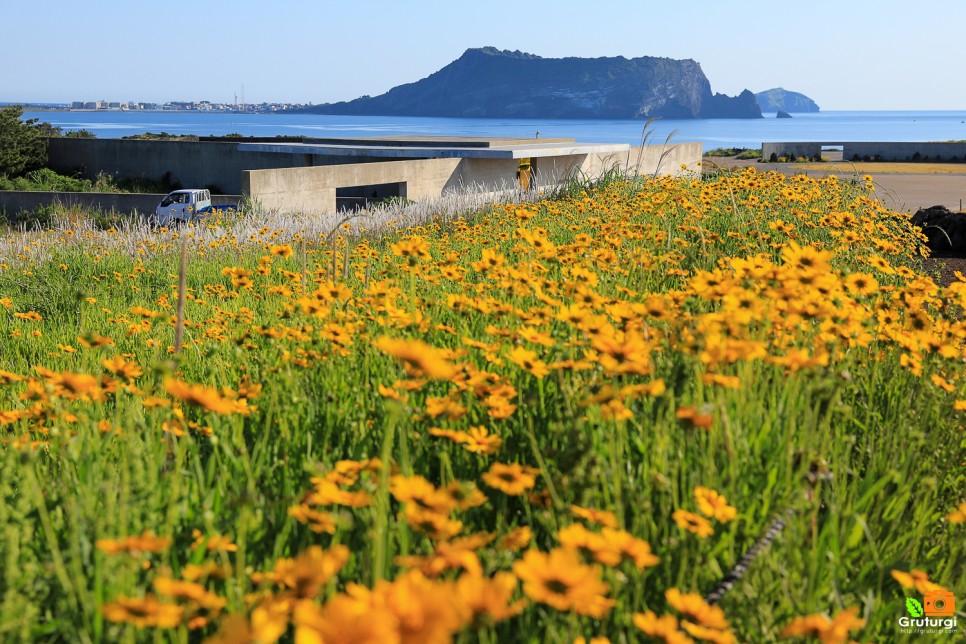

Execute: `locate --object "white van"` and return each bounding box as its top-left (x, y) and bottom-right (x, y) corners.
top-left (153, 189), bottom-right (211, 226)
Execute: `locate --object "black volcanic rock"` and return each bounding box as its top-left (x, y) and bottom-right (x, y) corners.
top-left (755, 88), bottom-right (819, 113)
top-left (776, 110), bottom-right (792, 119)
top-left (701, 89), bottom-right (762, 119)
top-left (297, 47), bottom-right (762, 120)
top-left (910, 205), bottom-right (966, 257)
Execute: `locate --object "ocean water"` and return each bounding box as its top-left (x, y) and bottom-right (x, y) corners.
top-left (22, 110), bottom-right (966, 151)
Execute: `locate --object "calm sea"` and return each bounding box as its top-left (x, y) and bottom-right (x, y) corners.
top-left (22, 110), bottom-right (966, 151)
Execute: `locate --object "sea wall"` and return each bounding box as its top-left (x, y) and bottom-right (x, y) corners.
top-left (762, 141), bottom-right (966, 162)
top-left (844, 142), bottom-right (966, 161)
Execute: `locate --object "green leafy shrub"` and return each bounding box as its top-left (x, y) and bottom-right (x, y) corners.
top-left (0, 106), bottom-right (48, 177)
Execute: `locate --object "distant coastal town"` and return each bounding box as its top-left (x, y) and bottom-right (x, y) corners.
top-left (17, 100), bottom-right (308, 113)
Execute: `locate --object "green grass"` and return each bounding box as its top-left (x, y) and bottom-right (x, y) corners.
top-left (0, 168), bottom-right (963, 642)
top-left (703, 147), bottom-right (761, 160)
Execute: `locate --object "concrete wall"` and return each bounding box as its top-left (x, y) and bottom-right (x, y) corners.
top-left (243, 158), bottom-right (462, 212)
top-left (762, 142), bottom-right (823, 161)
top-left (243, 143), bottom-right (702, 213)
top-left (458, 143), bottom-right (701, 194)
top-left (843, 142), bottom-right (966, 161)
top-left (46, 138), bottom-right (384, 195)
top-left (46, 138), bottom-right (703, 215)
top-left (763, 141), bottom-right (966, 162)
top-left (0, 191), bottom-right (241, 217)
top-left (580, 143), bottom-right (701, 178)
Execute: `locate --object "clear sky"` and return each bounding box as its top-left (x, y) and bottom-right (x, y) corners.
top-left (5, 0), bottom-right (964, 110)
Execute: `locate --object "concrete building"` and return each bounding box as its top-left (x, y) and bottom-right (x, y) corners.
top-left (44, 135), bottom-right (702, 214)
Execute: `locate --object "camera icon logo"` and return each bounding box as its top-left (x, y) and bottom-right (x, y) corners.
top-left (924, 589), bottom-right (956, 617)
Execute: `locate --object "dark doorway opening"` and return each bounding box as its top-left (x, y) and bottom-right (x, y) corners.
top-left (336, 182), bottom-right (407, 211)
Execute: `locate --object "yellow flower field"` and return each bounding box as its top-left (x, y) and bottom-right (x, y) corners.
top-left (0, 167), bottom-right (963, 642)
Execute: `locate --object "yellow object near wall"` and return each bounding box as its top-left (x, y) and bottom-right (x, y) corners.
top-left (518, 158), bottom-right (532, 191)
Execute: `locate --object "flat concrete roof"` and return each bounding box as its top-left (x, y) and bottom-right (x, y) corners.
top-left (305, 135), bottom-right (577, 148)
top-left (237, 135), bottom-right (630, 160)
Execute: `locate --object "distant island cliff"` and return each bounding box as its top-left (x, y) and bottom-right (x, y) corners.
top-left (754, 88), bottom-right (820, 113)
top-left (292, 47), bottom-right (763, 120)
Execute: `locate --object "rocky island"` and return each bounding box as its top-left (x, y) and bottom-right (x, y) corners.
top-left (293, 47), bottom-right (763, 120)
top-left (754, 88), bottom-right (820, 113)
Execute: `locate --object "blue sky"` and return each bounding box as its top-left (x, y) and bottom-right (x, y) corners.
top-left (6, 0), bottom-right (964, 110)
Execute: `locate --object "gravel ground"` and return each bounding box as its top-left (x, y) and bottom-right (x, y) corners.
top-left (920, 257), bottom-right (966, 287)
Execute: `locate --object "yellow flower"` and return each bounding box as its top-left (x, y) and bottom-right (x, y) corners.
top-left (396, 541), bottom-right (482, 577)
top-left (307, 478), bottom-right (372, 507)
top-left (600, 528), bottom-right (660, 570)
top-left (462, 426), bottom-right (502, 454)
top-left (374, 336), bottom-right (458, 380)
top-left (293, 594), bottom-right (399, 644)
top-left (129, 305), bottom-right (162, 318)
top-left (101, 595), bottom-right (183, 628)
top-left (946, 500), bottom-right (966, 523)
top-left (78, 332), bottom-right (115, 348)
top-left (701, 373), bottom-right (740, 389)
top-left (390, 474), bottom-right (456, 513)
top-left (152, 577), bottom-right (227, 611)
top-left (675, 405), bottom-right (714, 429)
top-left (260, 545), bottom-right (349, 598)
top-left (681, 620), bottom-right (735, 644)
top-left (0, 370), bottom-right (25, 385)
top-left (190, 529), bottom-right (238, 552)
top-left (164, 379), bottom-right (250, 415)
top-left (500, 526), bottom-right (532, 551)
top-left (482, 462), bottom-right (539, 496)
top-left (440, 480), bottom-right (488, 511)
top-left (96, 531), bottom-right (172, 555)
top-left (456, 571), bottom-right (525, 623)
top-left (424, 396), bottom-right (467, 419)
top-left (403, 505), bottom-right (463, 540)
top-left (890, 568), bottom-right (945, 594)
top-left (665, 588), bottom-right (730, 630)
top-left (250, 596), bottom-right (292, 643)
top-left (570, 505), bottom-right (619, 528)
top-left (672, 510), bottom-right (714, 539)
top-left (48, 371), bottom-right (100, 399)
top-left (380, 570), bottom-right (469, 642)
top-left (507, 346), bottom-right (550, 379)
top-left (513, 547), bottom-right (614, 617)
top-left (390, 235), bottom-right (432, 263)
top-left (780, 606), bottom-right (866, 644)
top-left (287, 504), bottom-right (338, 534)
top-left (270, 243), bottom-right (294, 258)
top-left (632, 610), bottom-right (691, 644)
top-left (780, 241), bottom-right (833, 274)
top-left (843, 272), bottom-right (878, 297)
top-left (558, 523), bottom-right (621, 566)
top-left (102, 356), bottom-right (143, 381)
top-left (694, 487), bottom-right (737, 523)
top-left (471, 247), bottom-right (506, 272)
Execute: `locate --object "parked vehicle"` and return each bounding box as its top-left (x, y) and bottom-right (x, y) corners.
top-left (153, 189), bottom-right (236, 226)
